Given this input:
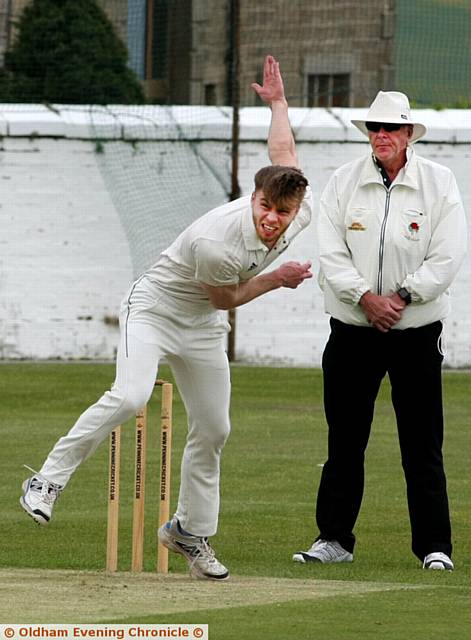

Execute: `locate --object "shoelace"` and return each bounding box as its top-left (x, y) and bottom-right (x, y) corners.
top-left (189, 538), bottom-right (218, 571)
top-left (311, 540), bottom-right (341, 561)
top-left (41, 482), bottom-right (61, 505)
top-left (23, 464), bottom-right (62, 504)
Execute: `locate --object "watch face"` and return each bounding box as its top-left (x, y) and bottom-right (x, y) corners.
top-left (398, 288), bottom-right (411, 303)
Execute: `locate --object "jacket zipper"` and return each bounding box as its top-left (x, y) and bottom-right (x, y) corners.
top-left (376, 186), bottom-right (394, 295)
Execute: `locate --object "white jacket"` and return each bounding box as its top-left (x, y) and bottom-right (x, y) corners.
top-left (318, 147), bottom-right (467, 328)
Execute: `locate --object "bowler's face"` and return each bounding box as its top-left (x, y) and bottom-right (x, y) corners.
top-left (251, 189), bottom-right (300, 248)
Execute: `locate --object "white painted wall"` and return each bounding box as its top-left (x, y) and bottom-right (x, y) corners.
top-left (0, 136), bottom-right (131, 359)
top-left (0, 106), bottom-right (469, 366)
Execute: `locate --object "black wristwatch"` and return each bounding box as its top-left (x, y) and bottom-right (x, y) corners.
top-left (397, 287), bottom-right (412, 305)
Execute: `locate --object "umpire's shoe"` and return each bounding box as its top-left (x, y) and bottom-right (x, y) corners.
top-left (158, 517), bottom-right (229, 581)
top-left (293, 539), bottom-right (353, 564)
top-left (423, 552), bottom-right (454, 571)
top-left (20, 469), bottom-right (63, 525)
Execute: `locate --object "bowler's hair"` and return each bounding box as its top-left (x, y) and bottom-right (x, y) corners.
top-left (253, 165), bottom-right (308, 209)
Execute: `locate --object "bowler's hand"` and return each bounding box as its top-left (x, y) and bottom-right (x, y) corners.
top-left (277, 261), bottom-right (313, 289)
top-left (251, 55), bottom-right (286, 105)
top-left (359, 291), bottom-right (403, 332)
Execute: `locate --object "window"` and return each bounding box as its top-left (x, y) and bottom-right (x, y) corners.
top-left (307, 73), bottom-right (351, 107)
top-left (127, 0), bottom-right (147, 78)
top-left (204, 84), bottom-right (217, 105)
top-left (127, 0), bottom-right (170, 82)
top-left (152, 0), bottom-right (170, 80)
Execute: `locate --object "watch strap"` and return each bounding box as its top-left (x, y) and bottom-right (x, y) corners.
top-left (397, 287), bottom-right (412, 305)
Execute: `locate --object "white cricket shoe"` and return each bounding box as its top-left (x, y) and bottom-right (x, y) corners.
top-left (293, 539), bottom-right (353, 564)
top-left (423, 552), bottom-right (454, 571)
top-left (20, 468), bottom-right (63, 525)
top-left (158, 517), bottom-right (229, 581)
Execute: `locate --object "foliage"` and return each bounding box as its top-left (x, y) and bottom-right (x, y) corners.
top-left (0, 0), bottom-right (145, 104)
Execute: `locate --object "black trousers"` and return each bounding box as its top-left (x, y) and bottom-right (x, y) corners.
top-left (316, 318), bottom-right (452, 561)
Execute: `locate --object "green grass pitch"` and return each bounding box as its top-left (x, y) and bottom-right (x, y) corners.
top-left (1, 362), bottom-right (471, 638)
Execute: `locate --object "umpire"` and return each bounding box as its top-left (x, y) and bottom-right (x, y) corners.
top-left (293, 90), bottom-right (467, 570)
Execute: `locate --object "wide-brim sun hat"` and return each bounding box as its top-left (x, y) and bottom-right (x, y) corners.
top-left (351, 91), bottom-right (427, 143)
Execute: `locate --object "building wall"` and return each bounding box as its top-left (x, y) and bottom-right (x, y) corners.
top-left (99, 0), bottom-right (128, 42)
top-left (181, 0), bottom-right (395, 107)
top-left (236, 0), bottom-right (395, 106)
top-left (190, 0), bottom-right (228, 105)
top-left (0, 0), bottom-right (29, 63)
top-left (0, 106), bottom-right (470, 366)
top-left (0, 0), bottom-right (395, 107)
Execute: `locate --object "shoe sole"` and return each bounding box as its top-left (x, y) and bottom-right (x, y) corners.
top-left (424, 562), bottom-right (454, 571)
top-left (158, 525), bottom-right (230, 581)
top-left (19, 496), bottom-right (49, 525)
top-left (293, 552), bottom-right (321, 563)
top-left (292, 552), bottom-right (353, 564)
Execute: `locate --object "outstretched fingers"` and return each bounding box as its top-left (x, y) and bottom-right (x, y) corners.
top-left (251, 55), bottom-right (285, 104)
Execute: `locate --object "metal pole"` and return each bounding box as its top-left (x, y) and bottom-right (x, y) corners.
top-left (227, 0), bottom-right (241, 362)
top-left (145, 0), bottom-right (154, 81)
top-left (5, 0), bottom-right (13, 50)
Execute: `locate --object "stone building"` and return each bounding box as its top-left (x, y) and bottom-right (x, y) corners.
top-left (0, 0), bottom-right (395, 106)
top-left (127, 0), bottom-right (395, 107)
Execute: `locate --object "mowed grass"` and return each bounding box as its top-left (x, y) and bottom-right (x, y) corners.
top-left (1, 362), bottom-right (471, 638)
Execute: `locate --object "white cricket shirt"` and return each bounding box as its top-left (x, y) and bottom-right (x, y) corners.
top-left (145, 187), bottom-right (313, 313)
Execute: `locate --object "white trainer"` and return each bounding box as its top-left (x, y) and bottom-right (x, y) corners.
top-left (158, 517), bottom-right (229, 581)
top-left (293, 539), bottom-right (353, 564)
top-left (423, 552), bottom-right (454, 571)
top-left (20, 468), bottom-right (63, 525)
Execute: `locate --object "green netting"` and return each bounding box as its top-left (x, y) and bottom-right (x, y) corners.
top-left (396, 0), bottom-right (471, 107)
top-left (88, 106), bottom-right (232, 276)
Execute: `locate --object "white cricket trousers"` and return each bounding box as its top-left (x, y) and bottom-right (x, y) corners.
top-left (40, 277), bottom-right (232, 537)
